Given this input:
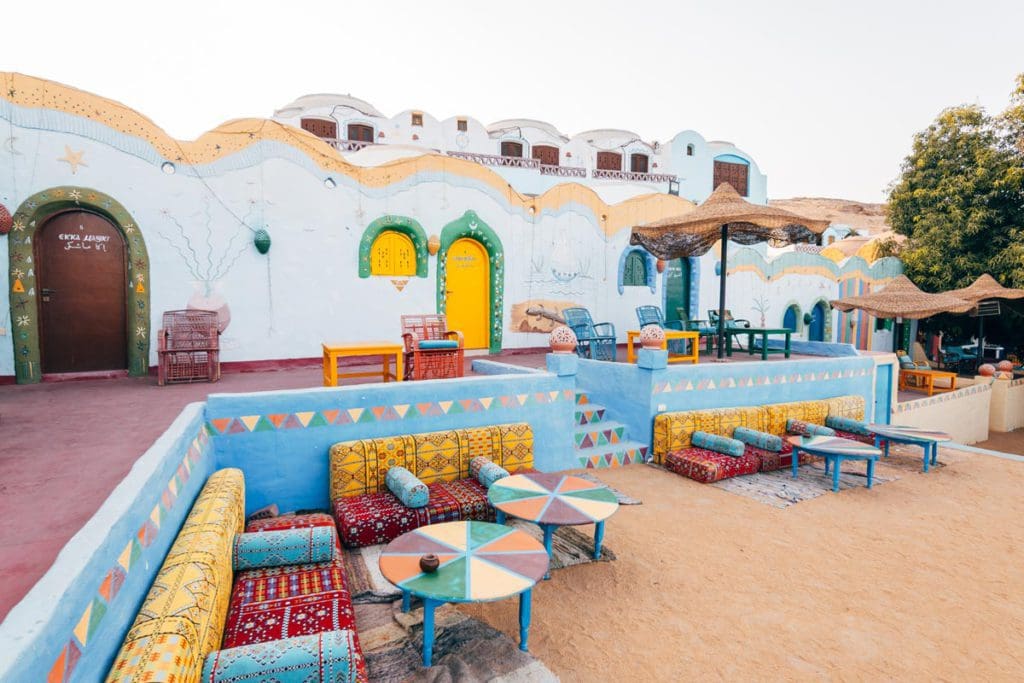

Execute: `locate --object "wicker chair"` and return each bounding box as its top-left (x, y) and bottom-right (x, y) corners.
top-left (157, 310), bottom-right (220, 386)
top-left (562, 307), bottom-right (617, 361)
top-left (400, 314), bottom-right (465, 380)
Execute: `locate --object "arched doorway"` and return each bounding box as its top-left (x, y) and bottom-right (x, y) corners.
top-left (664, 258), bottom-right (691, 324)
top-left (809, 301), bottom-right (830, 342)
top-left (36, 211), bottom-right (128, 372)
top-left (783, 304), bottom-right (801, 333)
top-left (445, 238), bottom-right (490, 348)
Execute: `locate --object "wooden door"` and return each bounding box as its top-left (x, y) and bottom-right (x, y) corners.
top-left (444, 238), bottom-right (489, 349)
top-left (809, 302), bottom-right (827, 341)
top-left (36, 211), bottom-right (127, 372)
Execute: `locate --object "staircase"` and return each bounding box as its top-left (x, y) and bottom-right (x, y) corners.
top-left (573, 391), bottom-right (649, 468)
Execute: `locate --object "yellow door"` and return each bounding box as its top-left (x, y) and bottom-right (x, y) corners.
top-left (445, 238), bottom-right (489, 349)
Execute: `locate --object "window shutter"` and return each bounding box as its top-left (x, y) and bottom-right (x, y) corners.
top-left (630, 154), bottom-right (649, 173)
top-left (370, 231), bottom-right (416, 276)
top-left (501, 141), bottom-right (523, 157)
top-left (532, 145), bottom-right (559, 166)
top-left (623, 252), bottom-right (647, 286)
top-left (301, 118), bottom-right (337, 139)
top-left (596, 152), bottom-right (622, 171)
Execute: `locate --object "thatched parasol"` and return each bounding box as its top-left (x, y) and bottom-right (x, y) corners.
top-left (946, 273), bottom-right (1024, 303)
top-left (830, 275), bottom-right (974, 319)
top-left (630, 183), bottom-right (830, 358)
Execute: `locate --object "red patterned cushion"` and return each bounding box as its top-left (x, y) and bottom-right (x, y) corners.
top-left (664, 447), bottom-right (760, 484)
top-left (333, 479), bottom-right (493, 548)
top-left (245, 513), bottom-right (335, 533)
top-left (833, 429), bottom-right (875, 445)
top-left (745, 442), bottom-right (813, 472)
top-left (222, 591), bottom-right (358, 649)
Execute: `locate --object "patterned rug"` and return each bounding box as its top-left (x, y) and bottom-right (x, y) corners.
top-left (711, 462), bottom-right (898, 508)
top-left (355, 599), bottom-right (558, 682)
top-left (574, 472), bottom-right (642, 505)
top-left (344, 524), bottom-right (615, 604)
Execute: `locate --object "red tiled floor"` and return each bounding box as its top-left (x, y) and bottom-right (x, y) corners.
top-left (0, 345), bottom-right (834, 619)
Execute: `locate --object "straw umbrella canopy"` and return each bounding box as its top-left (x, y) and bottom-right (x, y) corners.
top-left (830, 275), bottom-right (974, 319)
top-left (630, 183), bottom-right (830, 358)
top-left (946, 274), bottom-right (1024, 363)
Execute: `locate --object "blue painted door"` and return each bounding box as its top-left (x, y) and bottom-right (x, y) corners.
top-left (809, 302), bottom-right (828, 341)
top-left (783, 306), bottom-right (798, 332)
top-left (664, 259), bottom-right (690, 324)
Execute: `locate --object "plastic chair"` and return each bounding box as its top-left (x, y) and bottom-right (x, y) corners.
top-left (562, 307), bottom-right (617, 361)
top-left (400, 314), bottom-right (465, 380)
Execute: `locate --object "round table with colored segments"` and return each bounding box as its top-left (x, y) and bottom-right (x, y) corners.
top-left (866, 424), bottom-right (952, 473)
top-left (487, 473), bottom-right (619, 577)
top-left (378, 520), bottom-right (548, 667)
top-left (787, 435), bottom-right (883, 492)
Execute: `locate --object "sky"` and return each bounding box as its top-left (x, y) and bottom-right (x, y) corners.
top-left (4, 0), bottom-right (1022, 202)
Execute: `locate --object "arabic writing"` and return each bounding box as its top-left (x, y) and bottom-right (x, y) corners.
top-left (59, 230), bottom-right (110, 253)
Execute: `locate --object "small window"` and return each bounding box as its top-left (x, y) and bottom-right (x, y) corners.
top-left (370, 230), bottom-right (416, 276)
top-left (596, 151), bottom-right (622, 171)
top-left (456, 118), bottom-right (468, 132)
top-left (411, 112), bottom-right (423, 126)
top-left (501, 141), bottom-right (523, 158)
top-left (686, 143), bottom-right (694, 156)
top-left (630, 153), bottom-right (649, 174)
top-left (347, 123), bottom-right (374, 142)
top-left (622, 251), bottom-right (647, 286)
top-left (300, 118), bottom-right (337, 140)
top-left (532, 145), bottom-right (559, 166)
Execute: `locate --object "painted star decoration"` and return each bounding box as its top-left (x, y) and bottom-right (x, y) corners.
top-left (57, 146), bottom-right (88, 174)
top-left (16, 315), bottom-right (30, 327)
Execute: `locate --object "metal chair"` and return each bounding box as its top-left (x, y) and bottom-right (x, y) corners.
top-left (562, 307), bottom-right (617, 361)
top-left (677, 308), bottom-right (717, 355)
top-left (400, 314), bottom-right (465, 380)
top-left (635, 306), bottom-right (687, 354)
top-left (708, 309), bottom-right (751, 351)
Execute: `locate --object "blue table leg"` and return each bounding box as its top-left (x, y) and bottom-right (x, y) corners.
top-left (422, 597), bottom-right (438, 667)
top-left (518, 589), bottom-right (532, 652)
top-left (922, 443), bottom-right (930, 473)
top-left (542, 524), bottom-right (554, 580)
top-left (760, 333), bottom-right (768, 361)
top-left (496, 509), bottom-right (506, 525)
top-left (791, 448), bottom-right (800, 479)
top-left (931, 442), bottom-right (939, 466)
top-left (402, 589), bottom-right (411, 613)
top-left (824, 456), bottom-right (830, 475)
top-left (866, 458), bottom-right (875, 488)
top-left (832, 456), bottom-right (842, 492)
top-left (884, 440), bottom-right (890, 458)
top-left (593, 521), bottom-right (605, 560)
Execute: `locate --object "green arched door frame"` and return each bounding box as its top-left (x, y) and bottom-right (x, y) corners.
top-left (357, 215), bottom-right (429, 278)
top-left (8, 187), bottom-right (151, 383)
top-left (436, 211), bottom-right (504, 353)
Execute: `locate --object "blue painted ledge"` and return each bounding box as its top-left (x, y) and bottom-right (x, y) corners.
top-left (754, 340), bottom-right (860, 357)
top-left (471, 359), bottom-right (544, 375)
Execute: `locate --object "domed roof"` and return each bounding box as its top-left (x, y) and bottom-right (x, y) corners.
top-left (576, 128), bottom-right (642, 141)
top-left (486, 118), bottom-right (567, 140)
top-left (275, 94), bottom-right (384, 118)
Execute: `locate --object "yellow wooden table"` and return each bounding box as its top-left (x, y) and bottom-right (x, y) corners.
top-left (899, 368), bottom-right (957, 397)
top-left (626, 330), bottom-right (700, 364)
top-left (322, 341), bottom-right (404, 386)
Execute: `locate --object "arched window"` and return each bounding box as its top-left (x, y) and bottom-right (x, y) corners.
top-left (347, 123), bottom-right (374, 142)
top-left (686, 143), bottom-right (695, 156)
top-left (370, 230), bottom-right (416, 276)
top-left (622, 251), bottom-right (648, 286)
top-left (630, 153), bottom-right (649, 173)
top-left (501, 141), bottom-right (524, 158)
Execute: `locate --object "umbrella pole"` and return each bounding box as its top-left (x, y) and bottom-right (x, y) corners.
top-left (717, 224), bottom-right (728, 360)
top-left (977, 314), bottom-right (985, 371)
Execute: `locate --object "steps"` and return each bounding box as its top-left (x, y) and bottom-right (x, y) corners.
top-left (573, 391), bottom-right (649, 468)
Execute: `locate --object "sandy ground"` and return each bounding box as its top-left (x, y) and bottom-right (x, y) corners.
top-left (460, 450), bottom-right (1024, 681)
top-left (978, 429), bottom-right (1024, 456)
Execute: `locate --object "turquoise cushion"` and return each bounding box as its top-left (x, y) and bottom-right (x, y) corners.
top-left (386, 466), bottom-right (429, 508)
top-left (476, 461), bottom-right (509, 488)
top-left (732, 426), bottom-right (783, 452)
top-left (201, 630), bottom-right (359, 683)
top-left (787, 419), bottom-right (836, 437)
top-left (232, 526), bottom-right (336, 570)
top-left (826, 415), bottom-right (871, 436)
top-left (418, 340), bottom-right (459, 350)
top-left (692, 431), bottom-right (746, 457)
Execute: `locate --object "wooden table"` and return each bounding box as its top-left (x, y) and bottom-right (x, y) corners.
top-left (322, 341), bottom-right (403, 386)
top-left (379, 521), bottom-right (548, 667)
top-left (626, 329), bottom-right (700, 364)
top-left (724, 327), bottom-right (792, 361)
top-left (488, 473), bottom-right (619, 578)
top-left (787, 435), bottom-right (882, 492)
top-left (898, 368), bottom-right (957, 396)
top-left (866, 424), bottom-right (952, 473)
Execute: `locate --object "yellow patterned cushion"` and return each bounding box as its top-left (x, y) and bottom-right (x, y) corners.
top-left (329, 423), bottom-right (534, 500)
top-left (107, 468), bottom-right (244, 683)
top-left (652, 407), bottom-right (765, 463)
top-left (823, 395), bottom-right (865, 421)
top-left (764, 400), bottom-right (829, 436)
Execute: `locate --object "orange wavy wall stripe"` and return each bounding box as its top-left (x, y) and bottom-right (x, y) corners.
top-left (0, 72), bottom-right (695, 237)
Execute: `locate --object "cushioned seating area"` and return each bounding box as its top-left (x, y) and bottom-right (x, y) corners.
top-left (329, 423), bottom-right (532, 547)
top-left (652, 395), bottom-right (866, 484)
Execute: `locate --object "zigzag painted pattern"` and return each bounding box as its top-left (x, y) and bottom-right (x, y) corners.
top-left (207, 389), bottom-right (574, 435)
top-left (893, 382), bottom-right (992, 414)
top-left (651, 367), bottom-right (870, 395)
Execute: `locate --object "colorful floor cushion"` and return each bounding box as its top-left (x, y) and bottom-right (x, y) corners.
top-left (692, 431), bottom-right (746, 457)
top-left (386, 466), bottom-right (429, 508)
top-left (787, 419), bottom-right (836, 437)
top-left (825, 415), bottom-right (871, 436)
top-left (832, 429), bottom-right (876, 445)
top-left (745, 443), bottom-right (814, 472)
top-left (203, 630), bottom-right (362, 683)
top-left (664, 447), bottom-right (761, 484)
top-left (333, 478), bottom-right (494, 548)
top-left (232, 526), bottom-right (337, 570)
top-left (222, 591), bottom-right (358, 650)
top-left (231, 562), bottom-right (351, 608)
top-left (733, 426), bottom-right (783, 452)
top-left (245, 512), bottom-right (336, 533)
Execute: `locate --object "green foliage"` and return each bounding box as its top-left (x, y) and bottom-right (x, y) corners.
top-left (887, 75), bottom-right (1024, 349)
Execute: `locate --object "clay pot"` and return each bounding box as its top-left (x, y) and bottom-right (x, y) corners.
top-left (978, 363), bottom-right (996, 377)
top-left (656, 259), bottom-right (666, 274)
top-left (549, 325), bottom-right (578, 354)
top-left (639, 324), bottom-right (666, 350)
top-left (188, 285), bottom-right (232, 333)
top-left (419, 554), bottom-right (440, 573)
top-left (428, 235), bottom-right (441, 256)
top-left (996, 360), bottom-right (1013, 372)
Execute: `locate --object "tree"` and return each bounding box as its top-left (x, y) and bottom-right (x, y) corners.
top-left (887, 75), bottom-right (1024, 353)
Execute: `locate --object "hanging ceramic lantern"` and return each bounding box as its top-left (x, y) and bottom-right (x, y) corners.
top-left (428, 234), bottom-right (441, 256)
top-left (656, 259), bottom-right (666, 273)
top-left (253, 228), bottom-right (272, 254)
top-left (0, 203), bottom-right (11, 236)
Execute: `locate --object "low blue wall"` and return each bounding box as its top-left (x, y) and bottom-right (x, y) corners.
top-left (207, 372), bottom-right (576, 515)
top-left (0, 404), bottom-right (216, 683)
